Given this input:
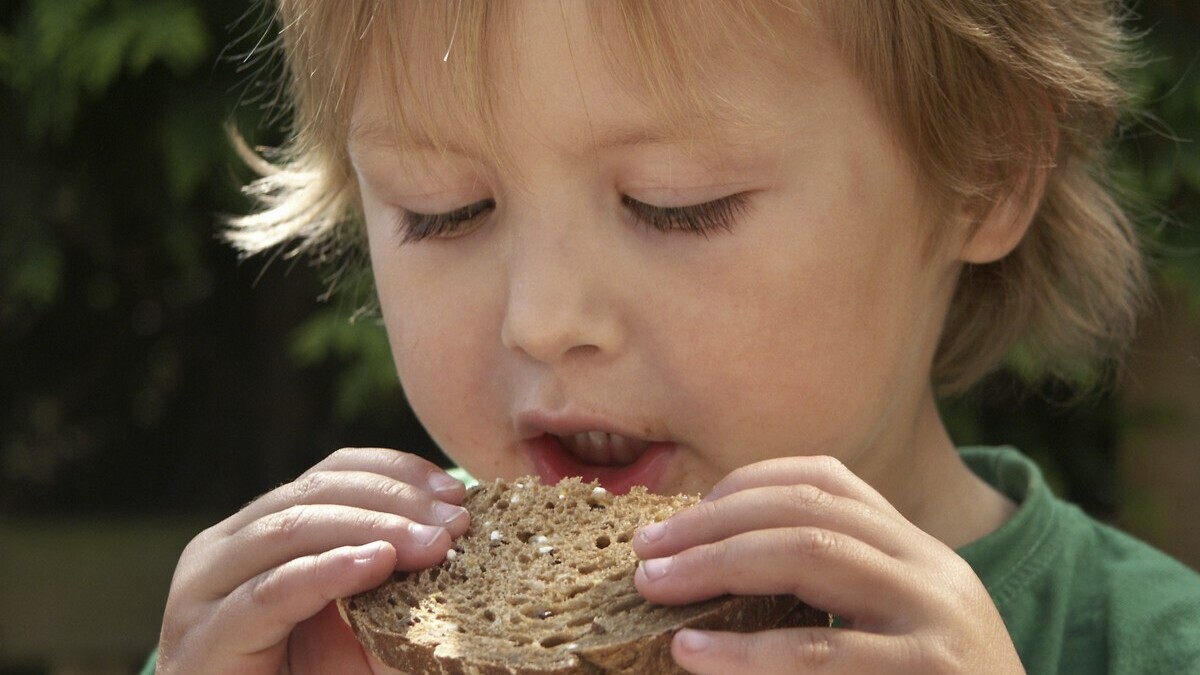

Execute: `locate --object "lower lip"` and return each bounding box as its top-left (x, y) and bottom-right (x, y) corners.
top-left (523, 435), bottom-right (676, 495)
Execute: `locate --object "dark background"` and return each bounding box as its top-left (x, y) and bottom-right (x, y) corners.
top-left (2, 1), bottom-right (1198, 672)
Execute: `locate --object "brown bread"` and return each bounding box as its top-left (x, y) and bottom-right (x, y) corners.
top-left (340, 476), bottom-right (829, 674)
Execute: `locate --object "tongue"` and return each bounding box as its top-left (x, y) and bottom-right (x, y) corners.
top-left (559, 431), bottom-right (651, 466)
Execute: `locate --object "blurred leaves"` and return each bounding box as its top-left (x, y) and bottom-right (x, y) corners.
top-left (1, 0), bottom-right (224, 322)
top-left (0, 0), bottom-right (433, 516)
top-left (0, 0), bottom-right (355, 514)
top-left (290, 310), bottom-right (400, 422)
top-left (5, 241), bottom-right (64, 311)
top-left (1114, 8), bottom-right (1200, 316)
top-left (5, 0), bottom-right (208, 141)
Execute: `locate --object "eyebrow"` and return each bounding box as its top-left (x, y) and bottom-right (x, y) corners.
top-left (346, 117), bottom-right (723, 159)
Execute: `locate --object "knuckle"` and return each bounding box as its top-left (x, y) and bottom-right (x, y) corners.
top-left (694, 540), bottom-right (730, 576)
top-left (309, 550), bottom-right (345, 603)
top-left (782, 483), bottom-right (834, 513)
top-left (391, 452), bottom-right (435, 477)
top-left (307, 447), bottom-right (350, 472)
top-left (790, 527), bottom-right (839, 561)
top-left (248, 564), bottom-right (285, 607)
top-left (929, 555), bottom-right (984, 606)
top-left (292, 471), bottom-right (325, 500)
top-left (689, 497), bottom-right (721, 525)
top-left (913, 633), bottom-right (958, 674)
top-left (815, 454), bottom-right (850, 479)
top-left (336, 505), bottom-right (397, 538)
top-left (263, 504), bottom-right (315, 544)
top-left (356, 509), bottom-right (394, 533)
top-left (178, 530), bottom-right (211, 563)
top-left (370, 447), bottom-right (432, 478)
top-left (788, 630), bottom-right (835, 669)
top-left (157, 607), bottom-right (191, 653)
top-left (378, 478), bottom-right (416, 503)
top-left (189, 515), bottom-right (234, 547)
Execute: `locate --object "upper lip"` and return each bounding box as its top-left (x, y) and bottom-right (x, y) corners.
top-left (515, 408), bottom-right (663, 443)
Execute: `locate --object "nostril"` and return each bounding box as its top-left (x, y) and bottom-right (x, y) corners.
top-left (565, 344), bottom-right (601, 357)
top-left (500, 305), bottom-right (611, 364)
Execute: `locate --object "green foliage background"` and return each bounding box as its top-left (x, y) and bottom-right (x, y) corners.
top-left (1, 0), bottom-right (1197, 526)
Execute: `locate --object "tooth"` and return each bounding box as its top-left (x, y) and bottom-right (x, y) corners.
top-left (589, 431), bottom-right (611, 464)
top-left (557, 430), bottom-right (655, 466)
top-left (611, 434), bottom-right (633, 464)
top-left (574, 433), bottom-right (592, 459)
top-left (567, 432), bottom-right (595, 464)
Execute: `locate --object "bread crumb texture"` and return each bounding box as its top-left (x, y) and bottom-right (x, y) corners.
top-left (341, 476), bottom-right (827, 674)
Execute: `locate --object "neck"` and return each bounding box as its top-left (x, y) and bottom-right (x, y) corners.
top-left (854, 389), bottom-right (1016, 550)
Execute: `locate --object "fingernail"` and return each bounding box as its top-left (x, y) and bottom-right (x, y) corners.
top-left (639, 520), bottom-right (667, 543)
top-left (352, 541), bottom-right (388, 562)
top-left (676, 629), bottom-right (713, 653)
top-left (410, 523), bottom-right (444, 547)
top-left (640, 556), bottom-right (673, 581)
top-left (428, 472), bottom-right (463, 496)
top-left (434, 502), bottom-right (469, 526)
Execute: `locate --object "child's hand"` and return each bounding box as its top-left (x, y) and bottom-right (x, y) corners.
top-left (155, 448), bottom-right (469, 675)
top-left (633, 456), bottom-right (1024, 674)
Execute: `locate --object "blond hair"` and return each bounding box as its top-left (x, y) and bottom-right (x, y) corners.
top-left (229, 0), bottom-right (1148, 395)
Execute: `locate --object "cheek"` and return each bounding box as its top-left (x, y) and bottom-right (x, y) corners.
top-left (381, 285), bottom-right (509, 459)
top-left (366, 226), bottom-right (505, 455)
top-left (656, 187), bottom-right (936, 453)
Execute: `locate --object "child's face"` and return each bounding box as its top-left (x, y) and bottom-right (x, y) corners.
top-left (349, 3), bottom-right (964, 496)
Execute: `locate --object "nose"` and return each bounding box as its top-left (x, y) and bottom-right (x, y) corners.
top-left (499, 218), bottom-right (623, 365)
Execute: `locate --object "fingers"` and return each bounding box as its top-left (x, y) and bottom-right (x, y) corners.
top-left (219, 448), bottom-right (465, 535)
top-left (704, 455), bottom-right (899, 516)
top-left (189, 448), bottom-right (468, 595)
top-left (158, 449), bottom-right (466, 673)
top-left (636, 527), bottom-right (911, 625)
top-left (231, 469), bottom-right (469, 538)
top-left (204, 504), bottom-right (455, 593)
top-left (632, 456), bottom-right (1027, 674)
top-left (634, 484), bottom-right (903, 562)
top-left (671, 627), bottom-right (921, 675)
top-left (211, 541), bottom-right (399, 655)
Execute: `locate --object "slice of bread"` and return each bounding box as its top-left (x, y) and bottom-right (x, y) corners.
top-left (340, 476), bottom-right (829, 674)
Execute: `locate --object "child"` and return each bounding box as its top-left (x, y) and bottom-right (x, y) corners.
top-left (151, 1), bottom-right (1200, 673)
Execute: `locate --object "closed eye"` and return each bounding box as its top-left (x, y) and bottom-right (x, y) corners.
top-left (395, 198), bottom-right (496, 244)
top-left (622, 193), bottom-right (751, 237)
top-left (394, 192), bottom-right (750, 244)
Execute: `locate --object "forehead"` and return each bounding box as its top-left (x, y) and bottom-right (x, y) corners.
top-left (346, 1), bottom-right (819, 165)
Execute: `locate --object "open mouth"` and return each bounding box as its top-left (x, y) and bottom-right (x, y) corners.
top-left (524, 432), bottom-right (675, 495)
top-left (557, 431), bottom-right (652, 466)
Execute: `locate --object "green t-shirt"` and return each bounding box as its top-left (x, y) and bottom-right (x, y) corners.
top-left (141, 447), bottom-right (1200, 674)
top-left (958, 446), bottom-right (1200, 674)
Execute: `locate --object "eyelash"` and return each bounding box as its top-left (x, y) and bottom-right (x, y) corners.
top-left (395, 199), bottom-right (495, 244)
top-left (394, 193), bottom-right (750, 244)
top-left (622, 193), bottom-right (750, 238)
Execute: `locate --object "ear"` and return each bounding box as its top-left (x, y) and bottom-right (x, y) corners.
top-left (957, 161), bottom-right (1051, 265)
top-left (958, 97), bottom-right (1058, 265)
